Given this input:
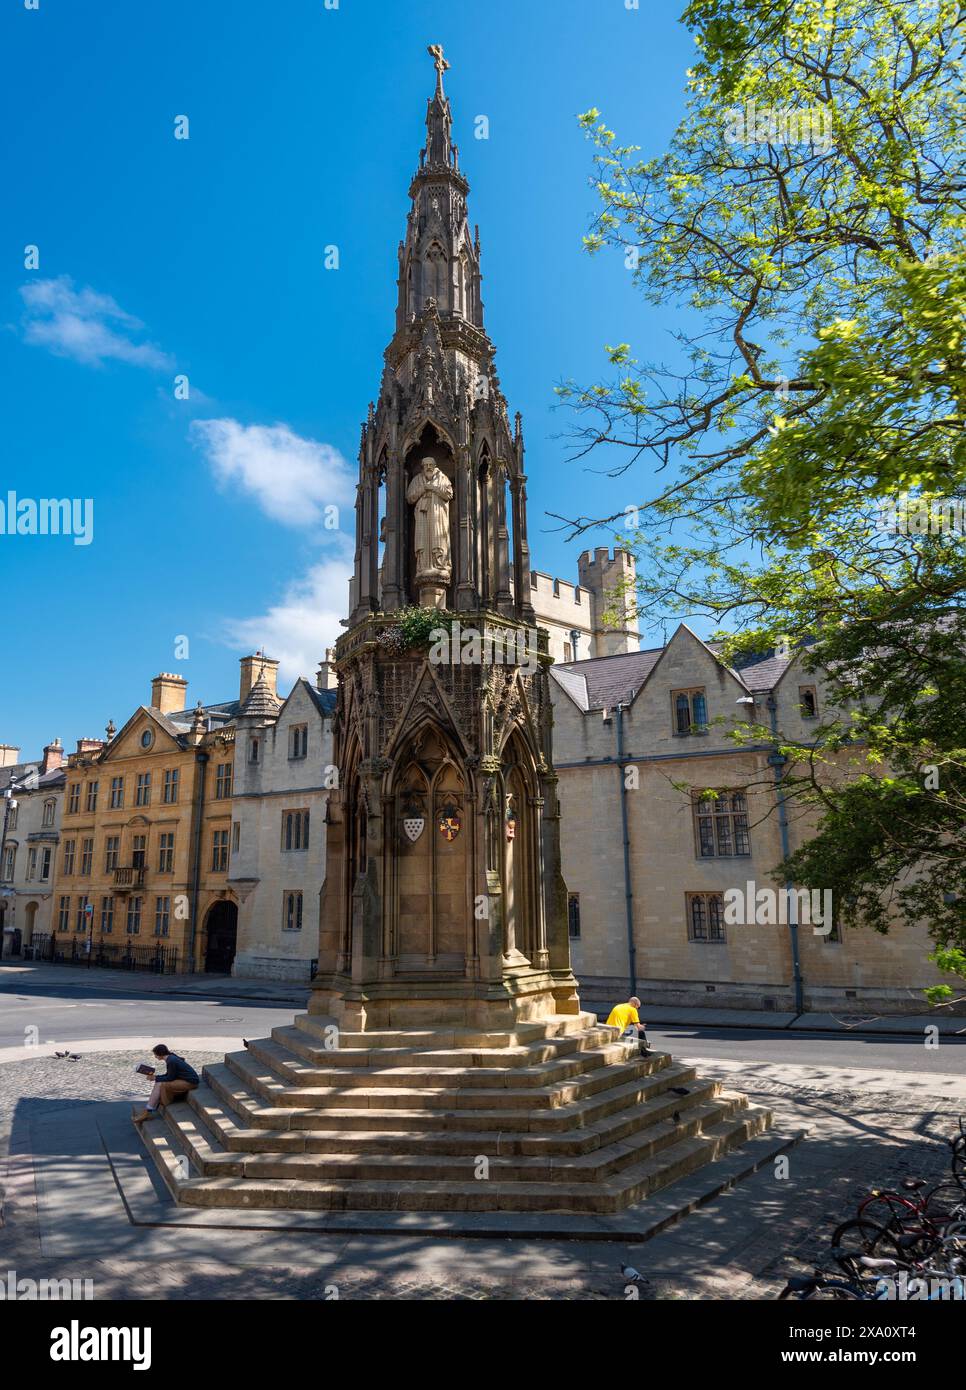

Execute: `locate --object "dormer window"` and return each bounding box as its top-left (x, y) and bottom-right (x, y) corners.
top-left (672, 688), bottom-right (708, 735)
top-left (799, 685), bottom-right (818, 718)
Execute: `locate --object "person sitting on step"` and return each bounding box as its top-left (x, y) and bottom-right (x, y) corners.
top-left (605, 996), bottom-right (650, 1054)
top-left (132, 1044), bottom-right (200, 1123)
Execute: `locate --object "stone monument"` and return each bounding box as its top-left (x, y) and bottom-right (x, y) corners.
top-left (137, 50), bottom-right (772, 1220)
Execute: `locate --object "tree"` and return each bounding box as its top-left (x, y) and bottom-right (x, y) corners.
top-left (558, 0), bottom-right (966, 961)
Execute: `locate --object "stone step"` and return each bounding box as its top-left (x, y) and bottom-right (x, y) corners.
top-left (249, 1033), bottom-right (632, 1089)
top-left (277, 1023), bottom-right (623, 1070)
top-left (294, 1010), bottom-right (603, 1051)
top-left (147, 1107), bottom-right (771, 1214)
top-left (168, 1094), bottom-right (747, 1185)
top-left (204, 1057), bottom-right (698, 1133)
top-left (220, 1046), bottom-right (676, 1113)
top-left (189, 1072), bottom-right (722, 1158)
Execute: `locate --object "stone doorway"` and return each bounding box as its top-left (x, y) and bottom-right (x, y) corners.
top-left (204, 900), bottom-right (238, 975)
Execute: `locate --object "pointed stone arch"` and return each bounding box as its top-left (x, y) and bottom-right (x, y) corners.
top-left (386, 721), bottom-right (473, 972)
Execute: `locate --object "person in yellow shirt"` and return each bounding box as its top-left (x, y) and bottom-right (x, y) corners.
top-left (606, 996), bottom-right (650, 1053)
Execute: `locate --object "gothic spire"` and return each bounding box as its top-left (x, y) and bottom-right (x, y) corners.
top-left (395, 46), bottom-right (483, 331)
top-left (423, 44), bottom-right (454, 168)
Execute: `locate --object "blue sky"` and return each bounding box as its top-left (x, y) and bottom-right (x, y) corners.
top-left (1, 0), bottom-right (696, 757)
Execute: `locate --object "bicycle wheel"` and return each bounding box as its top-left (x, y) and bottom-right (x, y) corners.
top-left (924, 1181), bottom-right (966, 1223)
top-left (952, 1142), bottom-right (966, 1191)
top-left (831, 1220), bottom-right (908, 1277)
top-left (780, 1277), bottom-right (872, 1301)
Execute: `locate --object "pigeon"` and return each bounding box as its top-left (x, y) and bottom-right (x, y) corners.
top-left (54, 1050), bottom-right (69, 1058)
top-left (670, 1086), bottom-right (690, 1096)
top-left (243, 1038), bottom-right (251, 1049)
top-left (68, 1053), bottom-right (81, 1061)
top-left (673, 1111), bottom-right (681, 1124)
top-left (621, 1264), bottom-right (650, 1285)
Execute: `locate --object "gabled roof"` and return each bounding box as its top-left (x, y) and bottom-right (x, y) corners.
top-left (551, 647), bottom-right (664, 711)
top-left (100, 705), bottom-right (190, 757)
top-left (273, 677), bottom-right (337, 722)
top-left (549, 666), bottom-right (589, 712)
top-left (304, 683), bottom-right (337, 717)
top-left (552, 627), bottom-right (796, 713)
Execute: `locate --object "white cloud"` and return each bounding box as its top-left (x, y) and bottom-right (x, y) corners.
top-left (19, 276), bottom-right (173, 369)
top-left (222, 554), bottom-right (352, 685)
top-left (191, 417), bottom-right (355, 528)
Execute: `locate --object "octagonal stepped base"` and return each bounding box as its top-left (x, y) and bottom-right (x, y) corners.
top-left (137, 1011), bottom-right (771, 1216)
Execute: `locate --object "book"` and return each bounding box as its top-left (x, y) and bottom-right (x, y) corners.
top-left (134, 1064), bottom-right (156, 1077)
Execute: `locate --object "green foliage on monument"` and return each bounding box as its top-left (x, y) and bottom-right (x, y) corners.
top-left (377, 607), bottom-right (456, 653)
top-left (559, 0), bottom-right (966, 956)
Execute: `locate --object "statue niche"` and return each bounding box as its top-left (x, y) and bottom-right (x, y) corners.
top-left (405, 438), bottom-right (454, 609)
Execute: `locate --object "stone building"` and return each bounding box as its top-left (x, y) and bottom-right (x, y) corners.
top-left (54, 673), bottom-right (239, 972)
top-left (228, 655), bottom-right (336, 982)
top-left (0, 739), bottom-right (66, 956)
top-left (550, 623), bottom-right (949, 1013)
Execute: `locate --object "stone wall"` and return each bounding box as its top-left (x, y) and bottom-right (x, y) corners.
top-left (231, 681), bottom-right (332, 982)
top-left (553, 625), bottom-right (950, 1013)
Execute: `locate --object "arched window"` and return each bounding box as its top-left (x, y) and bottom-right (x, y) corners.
top-left (425, 244), bottom-right (446, 304)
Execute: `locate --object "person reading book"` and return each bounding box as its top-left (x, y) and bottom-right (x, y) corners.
top-left (132, 1044), bottom-right (200, 1123)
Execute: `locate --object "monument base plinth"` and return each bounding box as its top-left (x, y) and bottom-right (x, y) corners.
top-left (308, 968), bottom-right (578, 1032)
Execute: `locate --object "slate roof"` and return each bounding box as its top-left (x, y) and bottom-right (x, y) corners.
top-left (238, 673), bottom-right (282, 718)
top-left (551, 633), bottom-right (795, 712)
top-left (552, 647), bottom-right (665, 711)
top-left (735, 654), bottom-right (792, 691)
top-left (0, 760), bottom-right (39, 792)
top-left (164, 700), bottom-right (242, 730)
top-left (0, 759), bottom-right (65, 797)
top-left (305, 685), bottom-right (337, 717)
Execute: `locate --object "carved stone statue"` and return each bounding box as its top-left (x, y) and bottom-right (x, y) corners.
top-left (407, 457), bottom-right (453, 606)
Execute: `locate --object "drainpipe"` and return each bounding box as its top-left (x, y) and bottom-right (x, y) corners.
top-left (614, 704), bottom-right (637, 997)
top-left (765, 692), bottom-right (804, 1014)
top-left (188, 751), bottom-right (209, 972)
top-left (0, 788), bottom-right (18, 957)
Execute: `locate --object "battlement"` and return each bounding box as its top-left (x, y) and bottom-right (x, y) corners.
top-left (529, 571), bottom-right (586, 607)
top-left (577, 547), bottom-right (636, 575)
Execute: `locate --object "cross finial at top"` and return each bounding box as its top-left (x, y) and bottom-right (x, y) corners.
top-left (427, 44), bottom-right (449, 96)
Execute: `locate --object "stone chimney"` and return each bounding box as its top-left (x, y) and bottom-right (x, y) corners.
top-left (74, 738), bottom-right (104, 756)
top-left (316, 648), bottom-right (338, 691)
top-left (239, 652), bottom-right (279, 703)
top-left (151, 673), bottom-right (189, 714)
top-left (41, 738), bottom-right (64, 774)
top-left (0, 745), bottom-right (20, 768)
